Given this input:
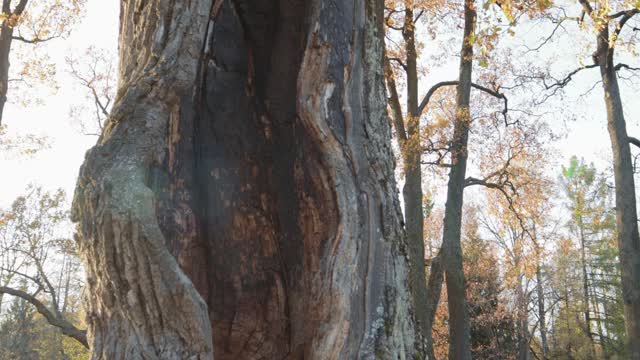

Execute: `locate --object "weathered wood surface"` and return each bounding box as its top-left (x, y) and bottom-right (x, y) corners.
top-left (72, 1), bottom-right (418, 359)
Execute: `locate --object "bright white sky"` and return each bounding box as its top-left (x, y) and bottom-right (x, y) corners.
top-left (0, 0), bottom-right (638, 211)
top-left (0, 0), bottom-right (118, 207)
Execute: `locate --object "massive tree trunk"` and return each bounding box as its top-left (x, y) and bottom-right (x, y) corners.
top-left (595, 26), bottom-right (640, 360)
top-left (440, 0), bottom-right (475, 358)
top-left (72, 0), bottom-right (417, 359)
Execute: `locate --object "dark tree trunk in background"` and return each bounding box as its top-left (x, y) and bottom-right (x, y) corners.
top-left (0, 0), bottom-right (29, 126)
top-left (72, 0), bottom-right (417, 359)
top-left (594, 25), bottom-right (640, 360)
top-left (535, 261), bottom-right (549, 359)
top-left (385, 6), bottom-right (429, 353)
top-left (401, 7), bottom-right (429, 354)
top-left (0, 0), bottom-right (19, 125)
top-left (424, 251), bottom-right (444, 360)
top-left (578, 218), bottom-right (596, 358)
top-left (440, 0), bottom-right (475, 358)
top-left (516, 276), bottom-right (530, 360)
top-left (0, 20), bottom-right (11, 126)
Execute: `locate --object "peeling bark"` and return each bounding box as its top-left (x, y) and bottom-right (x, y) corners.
top-left (73, 0), bottom-right (417, 359)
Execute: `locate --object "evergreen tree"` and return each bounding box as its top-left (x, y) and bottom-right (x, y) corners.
top-left (0, 284), bottom-right (39, 360)
top-left (464, 211), bottom-right (518, 359)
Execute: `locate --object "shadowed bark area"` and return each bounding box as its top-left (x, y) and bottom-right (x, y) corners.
top-left (72, 0), bottom-right (417, 359)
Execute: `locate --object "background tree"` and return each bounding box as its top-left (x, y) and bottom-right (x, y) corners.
top-left (0, 283), bottom-right (39, 360)
top-left (525, 2), bottom-right (640, 352)
top-left (0, 124), bottom-right (48, 157)
top-left (548, 236), bottom-right (595, 359)
top-left (558, 157), bottom-right (626, 359)
top-left (0, 185), bottom-right (88, 350)
top-left (582, 3), bottom-right (640, 354)
top-left (384, 2), bottom-right (433, 345)
top-left (66, 46), bottom-right (116, 136)
top-left (463, 208), bottom-right (519, 359)
top-left (0, 0), bottom-right (85, 125)
top-left (385, 0), bottom-right (554, 355)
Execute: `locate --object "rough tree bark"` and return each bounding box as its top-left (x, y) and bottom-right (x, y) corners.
top-left (72, 0), bottom-right (417, 359)
top-left (440, 0), bottom-right (475, 358)
top-left (592, 17), bottom-right (640, 359)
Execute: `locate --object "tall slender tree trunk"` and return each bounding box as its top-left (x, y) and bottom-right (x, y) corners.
top-left (385, 6), bottom-right (430, 354)
top-left (516, 275), bottom-right (530, 360)
top-left (595, 26), bottom-right (640, 360)
top-left (401, 7), bottom-right (429, 354)
top-left (424, 251), bottom-right (444, 360)
top-left (562, 278), bottom-right (576, 360)
top-left (535, 262), bottom-right (549, 359)
top-left (0, 0), bottom-right (29, 126)
top-left (532, 225), bottom-right (549, 359)
top-left (72, 0), bottom-right (417, 358)
top-left (590, 281), bottom-right (608, 359)
top-left (578, 219), bottom-right (596, 358)
top-left (0, 2), bottom-right (14, 127)
top-left (440, 1), bottom-right (475, 358)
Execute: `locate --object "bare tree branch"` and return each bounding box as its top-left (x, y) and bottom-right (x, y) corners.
top-left (11, 34), bottom-right (59, 44)
top-left (524, 19), bottom-right (566, 53)
top-left (628, 136), bottom-right (640, 149)
top-left (613, 9), bottom-right (640, 43)
top-left (12, 0), bottom-right (29, 16)
top-left (417, 80), bottom-right (508, 124)
top-left (0, 286), bottom-right (88, 348)
top-left (615, 63), bottom-right (640, 72)
top-left (387, 57), bottom-right (407, 71)
top-left (385, 57), bottom-right (407, 142)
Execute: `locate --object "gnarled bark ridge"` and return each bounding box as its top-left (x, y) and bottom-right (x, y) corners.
top-left (72, 0), bottom-right (417, 359)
